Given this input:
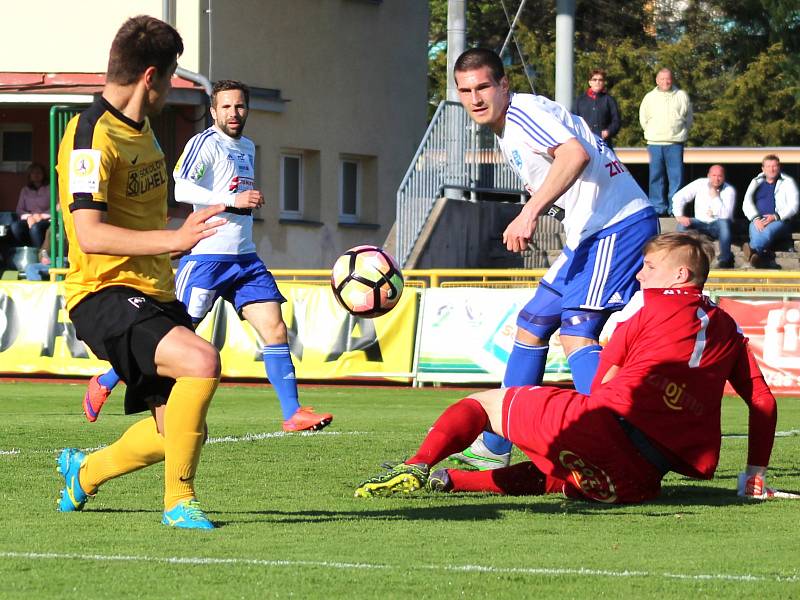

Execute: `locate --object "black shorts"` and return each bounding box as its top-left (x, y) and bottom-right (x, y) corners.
top-left (70, 286), bottom-right (194, 415)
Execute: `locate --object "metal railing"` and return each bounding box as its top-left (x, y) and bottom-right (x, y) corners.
top-left (395, 100), bottom-right (526, 267)
top-left (49, 105), bottom-right (83, 272)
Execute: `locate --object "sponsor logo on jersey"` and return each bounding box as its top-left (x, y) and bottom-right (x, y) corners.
top-left (511, 149), bottom-right (523, 169)
top-left (559, 450), bottom-right (617, 503)
top-left (190, 162), bottom-right (206, 181)
top-left (645, 373), bottom-right (703, 415)
top-left (128, 297), bottom-right (146, 309)
top-left (68, 149), bottom-right (102, 194)
top-left (127, 160), bottom-right (168, 197)
top-left (609, 292), bottom-right (623, 304)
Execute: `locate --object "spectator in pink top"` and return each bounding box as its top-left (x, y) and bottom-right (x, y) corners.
top-left (11, 162), bottom-right (51, 249)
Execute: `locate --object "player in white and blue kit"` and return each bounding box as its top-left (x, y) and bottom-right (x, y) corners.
top-left (450, 49), bottom-right (658, 468)
top-left (82, 80), bottom-right (332, 433)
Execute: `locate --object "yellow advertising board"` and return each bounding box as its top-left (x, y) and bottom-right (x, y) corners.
top-left (0, 282), bottom-right (418, 380)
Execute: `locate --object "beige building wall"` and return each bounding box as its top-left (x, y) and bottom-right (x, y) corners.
top-left (0, 0), bottom-right (203, 73)
top-left (3, 1), bottom-right (428, 268)
top-left (203, 1), bottom-right (429, 268)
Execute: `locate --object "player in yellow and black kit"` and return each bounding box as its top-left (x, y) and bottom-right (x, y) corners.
top-left (55, 15), bottom-right (227, 529)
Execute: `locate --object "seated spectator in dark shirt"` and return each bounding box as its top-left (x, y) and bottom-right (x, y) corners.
top-left (573, 69), bottom-right (621, 146)
top-left (11, 162), bottom-right (51, 249)
top-left (742, 154), bottom-right (799, 268)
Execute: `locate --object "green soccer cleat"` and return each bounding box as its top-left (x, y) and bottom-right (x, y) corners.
top-left (162, 499), bottom-right (215, 530)
top-left (354, 463), bottom-right (429, 498)
top-left (449, 434), bottom-right (511, 471)
top-left (57, 448), bottom-right (90, 512)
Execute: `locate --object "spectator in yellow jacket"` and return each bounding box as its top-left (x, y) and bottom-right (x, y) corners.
top-left (639, 68), bottom-right (693, 216)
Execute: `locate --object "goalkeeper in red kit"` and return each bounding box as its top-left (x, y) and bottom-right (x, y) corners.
top-left (355, 232), bottom-right (784, 502)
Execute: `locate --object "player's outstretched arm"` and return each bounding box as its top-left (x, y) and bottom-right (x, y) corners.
top-left (72, 204), bottom-right (227, 256)
top-left (502, 138), bottom-right (589, 252)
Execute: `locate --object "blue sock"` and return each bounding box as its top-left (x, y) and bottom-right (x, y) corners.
top-left (262, 343), bottom-right (300, 420)
top-left (567, 344), bottom-right (602, 394)
top-left (483, 342), bottom-right (549, 455)
top-left (98, 368), bottom-right (121, 390)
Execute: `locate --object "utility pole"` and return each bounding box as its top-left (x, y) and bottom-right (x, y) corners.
top-left (555, 0), bottom-right (575, 107)
top-left (445, 0), bottom-right (468, 200)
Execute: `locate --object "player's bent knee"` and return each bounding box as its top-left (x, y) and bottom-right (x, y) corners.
top-left (470, 389), bottom-right (505, 433)
top-left (156, 332), bottom-right (221, 379)
top-left (186, 344), bottom-right (221, 378)
top-left (516, 328), bottom-right (546, 346)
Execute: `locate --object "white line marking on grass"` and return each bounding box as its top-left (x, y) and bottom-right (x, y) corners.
top-left (207, 430), bottom-right (367, 444)
top-left (0, 551), bottom-right (797, 584)
top-left (0, 431), bottom-right (367, 457)
top-left (723, 429), bottom-right (800, 439)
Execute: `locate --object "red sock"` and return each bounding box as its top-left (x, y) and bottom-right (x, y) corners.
top-left (448, 462), bottom-right (564, 496)
top-left (406, 397), bottom-right (487, 467)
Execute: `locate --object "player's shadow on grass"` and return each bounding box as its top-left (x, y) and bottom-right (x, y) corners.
top-left (211, 482), bottom-right (793, 526)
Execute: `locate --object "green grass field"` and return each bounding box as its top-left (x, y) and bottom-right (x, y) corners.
top-left (0, 381), bottom-right (798, 599)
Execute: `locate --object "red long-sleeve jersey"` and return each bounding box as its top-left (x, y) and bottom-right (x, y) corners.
top-left (591, 287), bottom-right (777, 479)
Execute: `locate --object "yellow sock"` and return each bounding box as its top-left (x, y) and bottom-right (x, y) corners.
top-left (79, 417), bottom-right (165, 494)
top-left (163, 376), bottom-right (219, 510)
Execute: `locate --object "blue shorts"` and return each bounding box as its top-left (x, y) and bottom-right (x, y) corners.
top-left (517, 209), bottom-right (658, 340)
top-left (175, 253), bottom-right (286, 323)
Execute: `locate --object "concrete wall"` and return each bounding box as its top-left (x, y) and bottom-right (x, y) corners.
top-left (412, 199), bottom-right (525, 269)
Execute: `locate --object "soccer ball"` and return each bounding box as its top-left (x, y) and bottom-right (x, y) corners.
top-left (330, 245), bottom-right (404, 317)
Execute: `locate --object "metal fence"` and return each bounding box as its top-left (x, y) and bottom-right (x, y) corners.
top-left (395, 101), bottom-right (526, 267)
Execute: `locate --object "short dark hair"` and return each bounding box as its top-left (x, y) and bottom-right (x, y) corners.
top-left (211, 80), bottom-right (250, 108)
top-left (589, 68), bottom-right (606, 79)
top-left (762, 154), bottom-right (781, 165)
top-left (454, 48), bottom-right (505, 84)
top-left (106, 15), bottom-right (183, 85)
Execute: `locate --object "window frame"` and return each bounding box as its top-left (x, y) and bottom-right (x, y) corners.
top-left (338, 158), bottom-right (361, 223)
top-left (0, 123), bottom-right (33, 172)
top-left (279, 152), bottom-right (304, 218)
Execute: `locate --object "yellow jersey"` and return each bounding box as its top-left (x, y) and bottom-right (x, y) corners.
top-left (57, 97), bottom-right (176, 311)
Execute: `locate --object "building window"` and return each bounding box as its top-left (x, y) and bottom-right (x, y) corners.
top-left (340, 159), bottom-right (360, 222)
top-left (280, 153), bottom-right (303, 217)
top-left (0, 124), bottom-right (33, 172)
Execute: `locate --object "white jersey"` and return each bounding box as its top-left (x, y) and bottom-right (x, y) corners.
top-left (173, 125), bottom-right (257, 258)
top-left (498, 93), bottom-right (651, 248)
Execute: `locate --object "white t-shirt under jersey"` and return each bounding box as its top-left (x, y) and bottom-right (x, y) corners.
top-left (497, 93), bottom-right (651, 248)
top-left (173, 125), bottom-right (257, 258)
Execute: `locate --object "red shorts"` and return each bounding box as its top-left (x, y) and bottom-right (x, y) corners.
top-left (501, 386), bottom-right (663, 504)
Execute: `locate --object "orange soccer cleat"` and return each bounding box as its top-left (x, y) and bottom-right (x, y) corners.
top-left (83, 375), bottom-right (111, 423)
top-left (282, 406), bottom-right (333, 432)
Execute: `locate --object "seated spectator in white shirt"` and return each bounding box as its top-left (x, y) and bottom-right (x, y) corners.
top-left (671, 164), bottom-right (736, 268)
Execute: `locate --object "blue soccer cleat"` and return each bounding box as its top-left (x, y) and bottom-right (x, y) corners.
top-left (162, 499), bottom-right (215, 530)
top-left (57, 448), bottom-right (89, 512)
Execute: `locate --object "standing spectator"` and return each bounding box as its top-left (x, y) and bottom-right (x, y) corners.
top-left (573, 69), bottom-right (620, 146)
top-left (671, 165), bottom-right (735, 268)
top-left (742, 154), bottom-right (799, 268)
top-left (11, 162), bottom-right (50, 248)
top-left (639, 68), bottom-right (693, 216)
